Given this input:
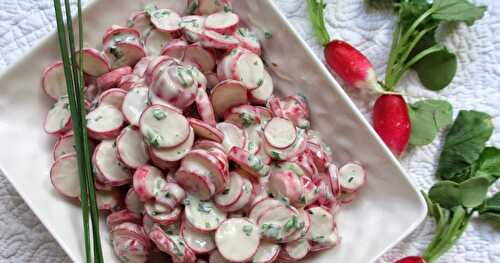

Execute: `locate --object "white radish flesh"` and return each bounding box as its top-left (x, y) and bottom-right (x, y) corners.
top-left (231, 51), bottom-right (264, 90)
top-left (222, 176), bottom-right (253, 212)
top-left (139, 104), bottom-right (190, 149)
top-left (197, 0), bottom-right (231, 15)
top-left (150, 126), bottom-right (195, 162)
top-left (86, 105), bottom-right (124, 140)
top-left (76, 48), bottom-right (110, 77)
top-left (116, 126), bottom-right (150, 169)
top-left (133, 56), bottom-right (152, 78)
top-left (306, 206), bottom-right (335, 245)
top-left (122, 87), bottom-right (149, 126)
top-left (201, 30), bottom-right (240, 50)
top-left (150, 9), bottom-right (182, 33)
top-left (228, 147), bottom-right (270, 178)
top-left (339, 162), bottom-right (366, 193)
top-left (210, 79), bottom-right (248, 119)
top-left (175, 168), bottom-right (215, 201)
top-left (145, 203), bottom-right (181, 225)
top-left (248, 198), bottom-right (284, 225)
top-left (133, 165), bottom-right (166, 201)
top-left (215, 218), bottom-right (260, 262)
top-left (149, 228), bottom-right (196, 262)
top-left (41, 61), bottom-right (67, 100)
top-left (144, 29), bottom-right (173, 56)
top-left (250, 70), bottom-right (273, 105)
top-left (128, 11), bottom-right (153, 38)
top-left (107, 209), bottom-right (143, 227)
top-left (105, 42), bottom-right (146, 70)
top-left (224, 104), bottom-right (260, 129)
top-left (148, 0), bottom-right (188, 14)
top-left (258, 205), bottom-right (300, 242)
top-left (183, 43), bottom-right (216, 73)
top-left (195, 88), bottom-right (217, 127)
top-left (44, 98), bottom-right (71, 135)
top-left (98, 88), bottom-right (127, 109)
top-left (209, 250), bottom-right (230, 263)
top-left (234, 27), bottom-right (261, 56)
top-left (181, 149), bottom-right (226, 195)
top-left (264, 128), bottom-right (307, 161)
top-left (96, 66), bottom-right (133, 90)
top-left (50, 154), bottom-right (80, 198)
top-left (269, 169), bottom-right (303, 204)
top-left (205, 12), bottom-right (239, 35)
top-left (181, 222), bottom-right (216, 254)
top-left (214, 171), bottom-right (243, 208)
top-left (189, 118), bottom-right (224, 143)
top-left (216, 122), bottom-right (245, 153)
top-left (93, 140), bottom-right (131, 186)
top-left (251, 241), bottom-right (280, 263)
top-left (161, 39), bottom-right (188, 60)
top-left (96, 189), bottom-right (121, 210)
top-left (180, 16), bottom-right (206, 42)
top-left (264, 117), bottom-right (297, 149)
top-left (280, 239), bottom-right (310, 261)
top-left (53, 132), bottom-right (76, 160)
top-left (125, 188), bottom-right (145, 214)
top-left (184, 195), bottom-right (227, 232)
top-left (156, 182), bottom-right (186, 209)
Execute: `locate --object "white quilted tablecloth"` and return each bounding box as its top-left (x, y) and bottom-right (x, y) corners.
top-left (0, 0), bottom-right (499, 262)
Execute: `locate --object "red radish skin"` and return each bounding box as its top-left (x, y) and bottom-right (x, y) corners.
top-left (324, 40), bottom-right (383, 93)
top-left (373, 95), bottom-right (411, 157)
top-left (395, 257), bottom-right (426, 263)
top-left (96, 66), bottom-right (133, 90)
top-left (107, 209), bottom-right (142, 227)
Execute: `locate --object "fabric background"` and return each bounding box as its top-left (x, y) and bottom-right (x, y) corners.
top-left (0, 0), bottom-right (499, 262)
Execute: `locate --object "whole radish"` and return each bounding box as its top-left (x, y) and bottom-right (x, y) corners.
top-left (395, 256), bottom-right (426, 263)
top-left (373, 95), bottom-right (411, 156)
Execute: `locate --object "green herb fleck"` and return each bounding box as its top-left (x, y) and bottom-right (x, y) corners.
top-left (299, 195), bottom-right (307, 204)
top-left (270, 151), bottom-right (281, 160)
top-left (242, 225), bottom-right (253, 236)
top-left (152, 109), bottom-right (167, 120)
top-left (198, 201), bottom-right (212, 214)
top-left (239, 112), bottom-right (255, 127)
top-left (224, 5), bottom-right (232, 12)
top-left (264, 31), bottom-right (273, 39)
top-left (222, 188), bottom-right (230, 195)
top-left (284, 215), bottom-right (298, 232)
top-left (108, 46), bottom-right (124, 60)
top-left (256, 79), bottom-right (264, 87)
top-left (127, 19), bottom-right (135, 28)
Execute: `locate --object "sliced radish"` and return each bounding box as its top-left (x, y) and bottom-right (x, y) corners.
top-left (93, 140), bottom-right (131, 186)
top-left (269, 169), bottom-right (303, 204)
top-left (103, 26), bottom-right (141, 44)
top-left (234, 27), bottom-right (261, 56)
top-left (105, 42), bottom-right (146, 70)
top-left (251, 241), bottom-right (280, 263)
top-left (86, 105), bottom-right (124, 140)
top-left (150, 63), bottom-right (198, 110)
top-left (145, 55), bottom-right (174, 85)
top-left (306, 142), bottom-right (330, 172)
top-left (175, 168), bottom-right (215, 200)
top-left (144, 29), bottom-right (174, 56)
top-left (156, 182), bottom-right (186, 209)
top-left (231, 51), bottom-right (264, 90)
top-left (96, 189), bottom-right (122, 210)
top-left (150, 9), bottom-right (182, 33)
top-left (264, 128), bottom-right (307, 161)
top-left (180, 16), bottom-right (206, 42)
top-left (189, 118), bottom-right (224, 143)
top-left (145, 203), bottom-right (181, 225)
top-left (41, 61), bottom-right (67, 100)
top-left (107, 209), bottom-right (143, 227)
top-left (98, 88), bottom-right (127, 109)
top-left (223, 104), bottom-right (260, 128)
top-left (128, 11), bottom-right (153, 38)
top-left (256, 106), bottom-right (273, 126)
top-left (205, 12), bottom-right (239, 35)
top-left (327, 163), bottom-right (341, 197)
top-left (279, 239), bottom-right (310, 261)
top-left (44, 98), bottom-right (72, 135)
top-left (222, 176), bottom-right (253, 212)
top-left (161, 38), bottom-right (188, 60)
top-left (133, 165), bottom-right (166, 201)
top-left (181, 149), bottom-right (226, 195)
top-left (181, 222), bottom-right (216, 254)
top-left (183, 43), bottom-right (216, 73)
top-left (151, 126), bottom-right (195, 163)
top-left (111, 235), bottom-right (149, 263)
top-left (248, 198), bottom-right (284, 223)
top-left (125, 188), bottom-right (145, 214)
top-left (217, 122), bottom-right (246, 153)
top-left (122, 87), bottom-right (149, 126)
top-left (194, 140), bottom-right (225, 153)
top-left (148, 0), bottom-right (189, 14)
top-left (116, 126), bottom-right (150, 169)
top-left (133, 56), bottom-right (153, 78)
top-left (280, 95), bottom-right (311, 129)
top-left (96, 66), bottom-right (133, 90)
top-left (310, 227), bottom-right (340, 252)
top-left (76, 48), bottom-right (110, 77)
top-left (201, 30), bottom-right (240, 50)
top-left (149, 228), bottom-right (196, 262)
top-left (209, 250), bottom-right (230, 263)
top-left (197, 0), bottom-right (231, 15)
top-left (139, 104), bottom-right (190, 149)
top-left (296, 176), bottom-right (319, 208)
top-left (195, 88), bottom-right (217, 126)
top-left (258, 205), bottom-right (301, 242)
top-left (214, 171), bottom-right (243, 208)
top-left (306, 206), bottom-right (336, 248)
top-left (243, 126), bottom-right (261, 155)
top-left (50, 153), bottom-right (80, 198)
top-left (215, 218), bottom-right (260, 262)
top-left (184, 195), bottom-right (227, 232)
top-left (228, 147), bottom-right (270, 178)
top-left (250, 70), bottom-right (273, 105)
top-left (111, 222), bottom-right (150, 245)
top-left (264, 117), bottom-right (297, 149)
top-left (53, 132), bottom-right (76, 160)
top-left (210, 80), bottom-right (248, 118)
top-left (216, 48), bottom-right (240, 81)
top-left (283, 209), bottom-right (312, 243)
top-left (338, 162), bottom-right (366, 193)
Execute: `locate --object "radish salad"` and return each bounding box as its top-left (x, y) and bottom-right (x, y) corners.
top-left (43, 1), bottom-right (367, 262)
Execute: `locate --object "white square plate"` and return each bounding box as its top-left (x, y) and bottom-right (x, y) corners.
top-left (0, 0), bottom-right (427, 262)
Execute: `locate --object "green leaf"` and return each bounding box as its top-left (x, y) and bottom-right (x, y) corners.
top-left (475, 147), bottom-right (500, 180)
top-left (436, 110), bottom-right (494, 182)
top-left (479, 192), bottom-right (500, 214)
top-left (399, 0), bottom-right (433, 31)
top-left (429, 181), bottom-right (461, 209)
top-left (479, 212), bottom-right (500, 222)
top-left (458, 176), bottom-right (490, 208)
top-left (432, 0), bottom-right (487, 26)
top-left (408, 100), bottom-right (453, 145)
top-left (307, 0), bottom-right (330, 46)
top-left (413, 48), bottom-right (457, 90)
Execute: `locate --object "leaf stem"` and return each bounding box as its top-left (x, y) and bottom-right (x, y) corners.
top-left (384, 16), bottom-right (402, 90)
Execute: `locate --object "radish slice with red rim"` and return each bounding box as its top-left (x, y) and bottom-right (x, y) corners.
top-left (215, 122), bottom-right (246, 153)
top-left (264, 128), bottom-right (307, 161)
top-left (122, 87), bottom-right (149, 126)
top-left (184, 194), bottom-right (227, 232)
top-left (93, 140), bottom-right (131, 186)
top-left (258, 204), bottom-right (301, 242)
top-left (231, 51), bottom-right (264, 90)
top-left (306, 206), bottom-right (336, 247)
top-left (201, 30), bottom-right (240, 50)
top-left (96, 189), bottom-right (122, 210)
top-left (189, 118), bottom-right (224, 143)
top-left (180, 16), bottom-right (206, 42)
top-left (251, 241), bottom-right (280, 263)
top-left (223, 104), bottom-right (260, 128)
top-left (204, 12), bottom-right (239, 35)
top-left (148, 0), bottom-right (188, 14)
top-left (215, 218), bottom-right (260, 262)
top-left (209, 250), bottom-right (230, 263)
top-left (149, 227), bottom-right (197, 262)
top-left (264, 117), bottom-right (297, 149)
top-left (98, 88), bottom-right (127, 109)
top-left (133, 165), bottom-right (166, 201)
top-left (107, 209), bottom-right (143, 227)
top-left (310, 227), bottom-right (340, 252)
top-left (156, 182), bottom-right (186, 209)
top-left (268, 169), bottom-right (303, 204)
top-left (183, 43), bottom-right (216, 73)
top-left (327, 163), bottom-right (342, 197)
top-left (234, 27), bottom-right (261, 56)
top-left (210, 80), bottom-right (248, 118)
top-left (181, 222), bottom-right (216, 254)
top-left (151, 126), bottom-right (195, 162)
top-left (228, 147), bottom-right (269, 178)
top-left (161, 38), bottom-right (188, 60)
top-left (118, 74), bottom-right (144, 91)
top-left (214, 171), bottom-right (243, 208)
top-left (111, 235), bottom-right (149, 263)
top-left (105, 42), bottom-right (146, 70)
top-left (338, 162), bottom-right (366, 193)
top-left (279, 239), bottom-right (310, 261)
top-left (282, 209), bottom-right (312, 243)
top-left (195, 88), bottom-right (217, 127)
top-left (41, 61), bottom-right (67, 100)
top-left (133, 56), bottom-right (152, 78)
top-left (250, 70), bottom-right (273, 105)
top-left (116, 126), bottom-right (150, 169)
top-left (145, 203), bottom-right (181, 225)
top-left (150, 9), bottom-right (182, 33)
top-left (50, 153), bottom-right (80, 198)
top-left (248, 198), bottom-right (284, 223)
top-left (96, 66), bottom-right (133, 90)
top-left (125, 188), bottom-right (145, 214)
top-left (128, 11), bottom-right (153, 38)
top-left (175, 167), bottom-right (216, 200)
top-left (144, 29), bottom-right (174, 56)
top-left (197, 0), bottom-right (231, 15)
top-left (86, 105), bottom-right (124, 140)
top-left (53, 132), bottom-right (76, 160)
top-left (296, 176), bottom-right (319, 208)
top-left (139, 104), bottom-right (190, 149)
top-left (76, 48), bottom-right (110, 77)
top-left (181, 149), bottom-right (226, 194)
top-left (44, 97), bottom-right (72, 135)
top-left (222, 176), bottom-right (253, 212)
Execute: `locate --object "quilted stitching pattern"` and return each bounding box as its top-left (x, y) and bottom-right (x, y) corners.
top-left (0, 0), bottom-right (498, 262)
